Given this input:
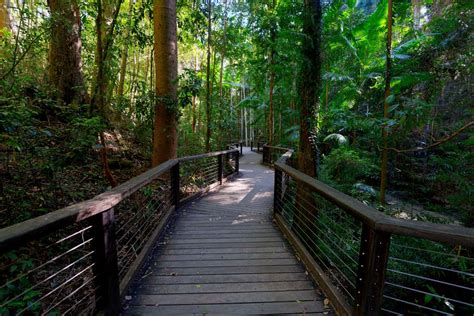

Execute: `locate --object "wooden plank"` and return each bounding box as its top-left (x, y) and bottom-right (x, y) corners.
top-left (152, 265), bottom-right (304, 276)
top-left (159, 252), bottom-right (293, 261)
top-left (141, 273), bottom-right (310, 285)
top-left (172, 223), bottom-right (274, 229)
top-left (164, 242), bottom-right (286, 249)
top-left (155, 258), bottom-right (298, 268)
top-left (131, 290), bottom-right (320, 305)
top-left (176, 213), bottom-right (269, 218)
top-left (171, 224), bottom-right (271, 230)
top-left (170, 228), bottom-right (278, 235)
top-left (136, 281), bottom-right (314, 294)
top-left (123, 301), bottom-right (326, 315)
top-left (168, 237), bottom-right (282, 244)
top-left (162, 247), bottom-right (289, 255)
top-left (169, 232), bottom-right (280, 239)
top-left (172, 220), bottom-right (268, 226)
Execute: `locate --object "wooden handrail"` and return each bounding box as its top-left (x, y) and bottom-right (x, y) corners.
top-left (274, 161), bottom-right (474, 247)
top-left (0, 149), bottom-right (239, 252)
top-left (178, 148), bottom-right (238, 162)
top-left (271, 146), bottom-right (474, 315)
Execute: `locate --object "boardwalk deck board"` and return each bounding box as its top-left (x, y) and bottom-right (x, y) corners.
top-left (141, 273), bottom-right (310, 285)
top-left (152, 265), bottom-right (305, 275)
top-left (124, 148), bottom-right (331, 315)
top-left (123, 301), bottom-right (326, 315)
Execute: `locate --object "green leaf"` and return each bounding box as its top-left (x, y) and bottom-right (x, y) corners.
top-left (324, 133), bottom-right (349, 146)
top-left (385, 94), bottom-right (396, 104)
top-left (424, 295), bottom-right (433, 304)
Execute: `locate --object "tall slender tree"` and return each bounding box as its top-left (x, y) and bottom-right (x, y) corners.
top-left (380, 0), bottom-right (393, 204)
top-left (47, 0), bottom-right (85, 104)
top-left (117, 0), bottom-right (134, 97)
top-left (205, 0), bottom-right (212, 152)
top-left (152, 0), bottom-right (178, 166)
top-left (267, 0), bottom-right (277, 145)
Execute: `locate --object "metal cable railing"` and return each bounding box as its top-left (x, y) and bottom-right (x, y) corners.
top-left (0, 148), bottom-right (240, 315)
top-left (382, 236), bottom-right (473, 315)
top-left (0, 223), bottom-right (98, 315)
top-left (268, 144), bottom-right (474, 316)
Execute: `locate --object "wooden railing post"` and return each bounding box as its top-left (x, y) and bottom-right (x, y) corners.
top-left (354, 224), bottom-right (391, 316)
top-left (274, 168), bottom-right (282, 214)
top-left (263, 145), bottom-right (270, 164)
top-left (235, 151), bottom-right (240, 174)
top-left (251, 140), bottom-right (253, 151)
top-left (92, 208), bottom-right (120, 316)
top-left (218, 154), bottom-right (223, 184)
top-left (171, 162), bottom-right (180, 208)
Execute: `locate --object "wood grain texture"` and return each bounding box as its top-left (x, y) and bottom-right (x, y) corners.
top-left (123, 148), bottom-right (331, 315)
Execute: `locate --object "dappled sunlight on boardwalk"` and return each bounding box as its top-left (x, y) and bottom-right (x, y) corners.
top-left (123, 147), bottom-right (331, 315)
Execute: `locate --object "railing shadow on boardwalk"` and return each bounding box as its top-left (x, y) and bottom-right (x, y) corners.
top-left (0, 143), bottom-right (472, 315)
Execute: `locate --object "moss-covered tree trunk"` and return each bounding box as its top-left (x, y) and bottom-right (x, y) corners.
top-left (294, 0), bottom-right (321, 241)
top-left (47, 0), bottom-right (84, 104)
top-left (298, 0), bottom-right (321, 178)
top-left (152, 0), bottom-right (178, 166)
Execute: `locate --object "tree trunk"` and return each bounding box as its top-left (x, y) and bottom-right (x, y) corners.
top-left (412, 0), bottom-right (421, 30)
top-left (298, 0), bottom-right (321, 178)
top-left (117, 0), bottom-right (134, 97)
top-left (218, 0), bottom-right (228, 103)
top-left (294, 0), bottom-right (322, 241)
top-left (94, 0), bottom-right (120, 187)
top-left (268, 0), bottom-right (277, 146)
top-left (268, 55), bottom-right (275, 145)
top-left (379, 0), bottom-right (393, 204)
top-left (152, 0), bottom-right (178, 166)
top-left (47, 0), bottom-right (84, 104)
top-left (0, 0), bottom-right (11, 36)
top-left (149, 47), bottom-right (154, 90)
top-left (205, 0), bottom-right (212, 152)
top-left (192, 52), bottom-right (198, 133)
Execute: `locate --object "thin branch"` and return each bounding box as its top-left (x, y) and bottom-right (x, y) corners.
top-left (0, 30), bottom-right (47, 81)
top-left (387, 121), bottom-right (473, 153)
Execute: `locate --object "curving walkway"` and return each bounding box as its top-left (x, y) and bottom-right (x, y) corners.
top-left (123, 148), bottom-right (331, 315)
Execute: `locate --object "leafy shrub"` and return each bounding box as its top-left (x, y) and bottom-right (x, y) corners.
top-left (67, 116), bottom-right (106, 162)
top-left (319, 147), bottom-right (378, 193)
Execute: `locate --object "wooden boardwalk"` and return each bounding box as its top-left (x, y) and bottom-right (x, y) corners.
top-left (123, 148), bottom-right (331, 315)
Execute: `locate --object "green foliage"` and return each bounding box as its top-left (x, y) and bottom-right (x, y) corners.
top-left (178, 68), bottom-right (202, 109)
top-left (320, 147), bottom-right (378, 193)
top-left (0, 252), bottom-right (41, 315)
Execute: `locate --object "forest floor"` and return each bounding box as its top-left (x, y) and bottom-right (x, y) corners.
top-left (0, 113), bottom-right (467, 228)
top-left (0, 117), bottom-right (150, 228)
top-left (385, 194), bottom-right (462, 225)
